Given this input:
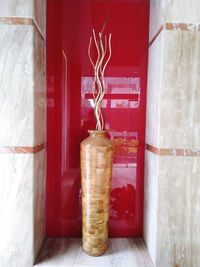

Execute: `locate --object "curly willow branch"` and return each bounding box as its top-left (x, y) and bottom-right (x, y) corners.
top-left (88, 29), bottom-right (112, 130)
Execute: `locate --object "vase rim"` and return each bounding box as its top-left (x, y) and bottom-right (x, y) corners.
top-left (88, 130), bottom-right (106, 133)
top-left (88, 130), bottom-right (107, 136)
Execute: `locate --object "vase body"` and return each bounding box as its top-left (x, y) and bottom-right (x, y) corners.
top-left (80, 130), bottom-right (113, 256)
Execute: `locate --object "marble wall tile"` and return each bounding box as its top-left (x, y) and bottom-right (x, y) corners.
top-left (149, 0), bottom-right (200, 42)
top-left (33, 1), bottom-right (46, 259)
top-left (0, 0), bottom-right (33, 18)
top-left (0, 0), bottom-right (45, 37)
top-left (144, 152), bottom-right (200, 267)
top-left (143, 150), bottom-right (158, 267)
top-left (147, 29), bottom-right (200, 149)
top-left (0, 154), bottom-right (34, 267)
top-left (159, 30), bottom-right (200, 149)
top-left (0, 1), bottom-right (46, 266)
top-left (146, 31), bottom-right (163, 148)
top-left (34, 150), bottom-right (46, 261)
top-left (34, 0), bottom-right (46, 37)
top-left (0, 151), bottom-right (46, 267)
top-left (156, 155), bottom-right (200, 267)
top-left (34, 27), bottom-right (46, 146)
top-left (163, 0), bottom-right (200, 26)
top-left (0, 24), bottom-right (46, 147)
top-left (149, 0), bottom-right (163, 42)
top-left (146, 2), bottom-right (200, 267)
top-left (0, 24), bottom-right (35, 146)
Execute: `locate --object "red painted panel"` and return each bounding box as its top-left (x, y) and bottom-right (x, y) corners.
top-left (46, 0), bottom-right (149, 237)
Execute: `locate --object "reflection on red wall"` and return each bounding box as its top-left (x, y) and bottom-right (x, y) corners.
top-left (46, 0), bottom-right (149, 237)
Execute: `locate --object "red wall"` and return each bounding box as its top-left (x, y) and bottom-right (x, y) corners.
top-left (46, 0), bottom-right (149, 237)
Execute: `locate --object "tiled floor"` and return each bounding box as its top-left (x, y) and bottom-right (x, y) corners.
top-left (34, 238), bottom-right (153, 267)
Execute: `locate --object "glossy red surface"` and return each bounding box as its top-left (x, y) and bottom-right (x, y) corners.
top-left (46, 0), bottom-right (149, 237)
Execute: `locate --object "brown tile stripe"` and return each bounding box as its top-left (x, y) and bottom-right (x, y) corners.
top-left (165, 22), bottom-right (200, 31)
top-left (0, 17), bottom-right (45, 40)
top-left (0, 143), bottom-right (45, 154)
top-left (149, 22), bottom-right (200, 47)
top-left (146, 144), bottom-right (200, 157)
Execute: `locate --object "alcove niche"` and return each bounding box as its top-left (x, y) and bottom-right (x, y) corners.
top-left (35, 0), bottom-right (152, 266)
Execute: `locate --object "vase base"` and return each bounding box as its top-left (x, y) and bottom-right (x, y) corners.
top-left (83, 240), bottom-right (108, 257)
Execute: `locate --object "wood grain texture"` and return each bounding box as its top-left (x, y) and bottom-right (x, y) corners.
top-left (81, 130), bottom-right (113, 256)
top-left (35, 238), bottom-right (153, 267)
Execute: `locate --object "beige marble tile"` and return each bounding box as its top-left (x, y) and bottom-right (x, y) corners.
top-left (147, 29), bottom-right (200, 149)
top-left (0, 0), bottom-right (34, 18)
top-left (159, 30), bottom-right (200, 149)
top-left (146, 31), bottom-right (163, 148)
top-left (0, 24), bottom-right (35, 146)
top-left (35, 238), bottom-right (153, 267)
top-left (34, 150), bottom-right (46, 260)
top-left (149, 0), bottom-right (200, 42)
top-left (156, 155), bottom-right (200, 267)
top-left (0, 0), bottom-right (45, 36)
top-left (144, 152), bottom-right (200, 267)
top-left (163, 0), bottom-right (200, 26)
top-left (143, 151), bottom-right (158, 267)
top-left (0, 151), bottom-right (46, 267)
top-left (0, 23), bottom-right (46, 146)
top-left (34, 27), bottom-right (46, 146)
top-left (0, 153), bottom-right (34, 267)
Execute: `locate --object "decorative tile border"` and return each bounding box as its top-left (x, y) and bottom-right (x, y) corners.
top-left (149, 22), bottom-right (200, 47)
top-left (146, 144), bottom-right (200, 157)
top-left (0, 16), bottom-right (45, 40)
top-left (0, 143), bottom-right (45, 154)
top-left (165, 22), bottom-right (200, 32)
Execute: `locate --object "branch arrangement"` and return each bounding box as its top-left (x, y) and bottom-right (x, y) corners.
top-left (88, 28), bottom-right (112, 130)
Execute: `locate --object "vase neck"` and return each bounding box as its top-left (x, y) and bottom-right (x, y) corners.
top-left (88, 130), bottom-right (106, 137)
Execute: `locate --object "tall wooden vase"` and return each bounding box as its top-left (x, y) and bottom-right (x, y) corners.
top-left (80, 130), bottom-right (113, 256)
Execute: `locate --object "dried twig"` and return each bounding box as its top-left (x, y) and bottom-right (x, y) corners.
top-left (88, 24), bottom-right (112, 130)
